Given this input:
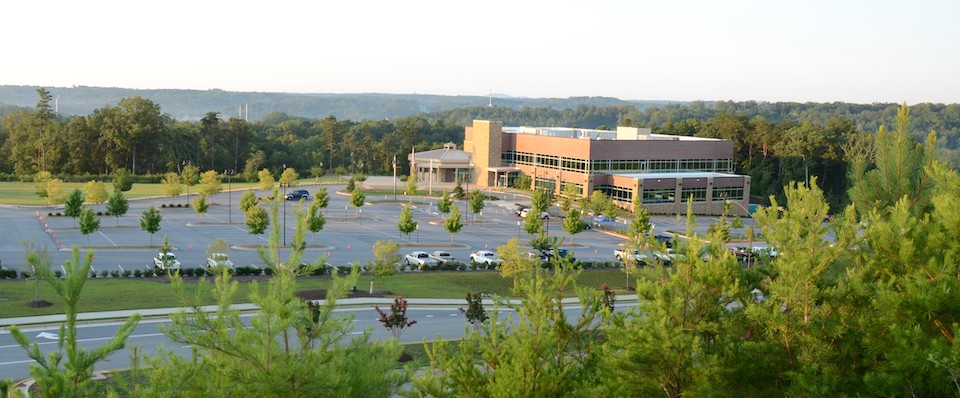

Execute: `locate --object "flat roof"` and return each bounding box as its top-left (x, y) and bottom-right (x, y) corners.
top-left (613, 172), bottom-right (744, 179)
top-left (502, 126), bottom-right (722, 142)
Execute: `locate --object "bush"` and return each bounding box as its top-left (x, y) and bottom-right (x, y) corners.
top-left (144, 269), bottom-right (156, 277)
top-left (161, 204), bottom-right (167, 208)
top-left (21, 271), bottom-right (31, 279)
top-left (89, 271), bottom-right (97, 278)
top-left (100, 270), bottom-right (109, 278)
top-left (122, 270), bottom-right (132, 278)
top-left (263, 267), bottom-right (274, 276)
top-left (110, 270), bottom-right (120, 278)
top-left (182, 268), bottom-right (194, 277)
top-left (134, 269), bottom-right (143, 278)
top-left (0, 269), bottom-right (17, 279)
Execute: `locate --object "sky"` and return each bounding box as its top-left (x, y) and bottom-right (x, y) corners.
top-left (2, 0), bottom-right (958, 104)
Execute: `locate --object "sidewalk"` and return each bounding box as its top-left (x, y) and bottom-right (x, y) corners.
top-left (0, 295), bottom-right (639, 329)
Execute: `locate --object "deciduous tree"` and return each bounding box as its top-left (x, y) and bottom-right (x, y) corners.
top-left (140, 206), bottom-right (162, 245)
top-left (397, 204), bottom-right (417, 241)
top-left (106, 191), bottom-right (128, 226)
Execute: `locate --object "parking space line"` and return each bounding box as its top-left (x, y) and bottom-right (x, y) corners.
top-left (98, 231), bottom-right (118, 246)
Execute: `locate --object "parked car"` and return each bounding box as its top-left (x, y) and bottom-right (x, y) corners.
top-left (470, 250), bottom-right (503, 267)
top-left (405, 251), bottom-right (439, 269)
top-left (153, 252), bottom-right (181, 270)
top-left (594, 215), bottom-right (615, 223)
top-left (429, 251), bottom-right (455, 264)
top-left (520, 209), bottom-right (549, 219)
top-left (525, 251), bottom-right (550, 265)
top-left (205, 253), bottom-right (235, 270)
top-left (284, 189), bottom-right (310, 200)
top-left (614, 248), bottom-right (672, 266)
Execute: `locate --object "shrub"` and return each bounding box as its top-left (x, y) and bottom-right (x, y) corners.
top-left (122, 270), bottom-right (132, 278)
top-left (110, 270), bottom-right (120, 278)
top-left (100, 270), bottom-right (109, 278)
top-left (161, 204), bottom-right (167, 208)
top-left (89, 271), bottom-right (97, 278)
top-left (47, 212), bottom-right (54, 216)
top-left (0, 269), bottom-right (17, 279)
top-left (134, 269), bottom-right (143, 278)
top-left (182, 268), bottom-right (194, 277)
top-left (263, 267), bottom-right (274, 276)
top-left (144, 269), bottom-right (156, 277)
top-left (20, 271), bottom-right (31, 279)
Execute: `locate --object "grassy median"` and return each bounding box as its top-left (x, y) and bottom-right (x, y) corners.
top-left (0, 269), bottom-right (628, 319)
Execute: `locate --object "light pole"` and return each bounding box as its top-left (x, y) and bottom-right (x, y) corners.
top-left (358, 208), bottom-right (362, 226)
top-left (225, 169), bottom-right (234, 223)
top-left (517, 220), bottom-right (522, 239)
top-left (282, 164), bottom-right (287, 246)
top-left (416, 224), bottom-right (420, 244)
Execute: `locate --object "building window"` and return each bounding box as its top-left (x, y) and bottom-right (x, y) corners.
top-left (712, 186), bottom-right (744, 202)
top-left (535, 177), bottom-right (556, 192)
top-left (596, 184), bottom-right (633, 203)
top-left (561, 182), bottom-right (583, 196)
top-left (501, 151), bottom-right (516, 164)
top-left (642, 188), bottom-right (675, 204)
top-left (680, 187), bottom-right (707, 202)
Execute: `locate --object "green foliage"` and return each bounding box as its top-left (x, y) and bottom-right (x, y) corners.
top-left (443, 206), bottom-right (464, 243)
top-left (197, 170), bottom-right (222, 195)
top-left (160, 172), bottom-right (182, 198)
top-left (370, 240), bottom-right (400, 292)
top-left (280, 167), bottom-right (299, 187)
top-left (452, 179), bottom-right (464, 200)
top-left (180, 164), bottom-right (200, 187)
top-left (257, 168), bottom-right (275, 190)
top-left (405, 172), bottom-right (418, 195)
top-left (64, 189), bottom-right (84, 220)
top-left (397, 204), bottom-right (417, 240)
top-left (306, 200), bottom-right (326, 245)
top-left (468, 189), bottom-right (485, 222)
top-left (192, 192), bottom-right (209, 222)
top-left (349, 187), bottom-right (365, 217)
top-left (106, 190), bottom-right (128, 225)
top-left (346, 177), bottom-right (356, 192)
top-left (78, 207), bottom-right (100, 246)
top-left (562, 208), bottom-right (587, 241)
top-left (133, 196), bottom-right (404, 397)
top-left (139, 206), bottom-right (162, 245)
top-left (244, 205), bottom-right (269, 243)
top-left (112, 168), bottom-right (133, 192)
top-left (314, 187), bottom-right (330, 209)
top-left (436, 191), bottom-right (452, 214)
top-left (9, 247), bottom-right (140, 398)
top-left (848, 103), bottom-right (937, 218)
top-left (239, 190), bottom-right (258, 213)
top-left (412, 263), bottom-right (605, 397)
top-left (83, 180), bottom-right (108, 209)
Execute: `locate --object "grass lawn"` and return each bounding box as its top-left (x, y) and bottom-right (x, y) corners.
top-left (0, 178), bottom-right (343, 206)
top-left (0, 269), bottom-right (629, 319)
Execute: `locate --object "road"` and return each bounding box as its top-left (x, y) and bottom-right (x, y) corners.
top-left (0, 303), bottom-right (630, 381)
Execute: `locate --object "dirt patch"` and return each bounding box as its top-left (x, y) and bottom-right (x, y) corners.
top-left (398, 351), bottom-right (414, 363)
top-left (296, 289), bottom-right (392, 301)
top-left (26, 299), bottom-right (54, 308)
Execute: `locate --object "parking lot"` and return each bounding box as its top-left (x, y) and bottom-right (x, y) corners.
top-left (0, 183), bottom-right (746, 274)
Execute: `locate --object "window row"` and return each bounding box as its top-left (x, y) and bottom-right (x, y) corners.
top-left (502, 151), bottom-right (732, 174)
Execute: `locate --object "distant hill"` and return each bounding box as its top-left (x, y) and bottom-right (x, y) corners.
top-left (0, 85), bottom-right (675, 122)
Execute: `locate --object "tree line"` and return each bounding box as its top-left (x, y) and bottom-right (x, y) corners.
top-left (4, 89), bottom-right (960, 210)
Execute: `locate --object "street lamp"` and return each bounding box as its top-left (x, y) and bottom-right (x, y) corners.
top-left (225, 169), bottom-right (234, 223)
top-left (517, 220), bottom-right (522, 239)
top-left (358, 208), bottom-right (362, 225)
top-left (416, 224), bottom-right (420, 244)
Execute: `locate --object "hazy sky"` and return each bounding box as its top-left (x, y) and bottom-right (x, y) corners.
top-left (3, 0), bottom-right (958, 104)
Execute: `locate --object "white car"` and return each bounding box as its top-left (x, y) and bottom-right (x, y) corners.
top-left (519, 209), bottom-right (549, 219)
top-left (206, 253), bottom-right (235, 270)
top-left (429, 251), bottom-right (455, 264)
top-left (153, 252), bottom-right (181, 270)
top-left (470, 250), bottom-right (502, 267)
top-left (405, 251), bottom-right (439, 269)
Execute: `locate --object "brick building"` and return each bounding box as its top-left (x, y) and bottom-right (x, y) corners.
top-left (458, 120), bottom-right (750, 216)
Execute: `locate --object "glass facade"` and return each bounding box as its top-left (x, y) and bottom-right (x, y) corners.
top-left (712, 186), bottom-right (744, 202)
top-left (502, 151), bottom-right (732, 174)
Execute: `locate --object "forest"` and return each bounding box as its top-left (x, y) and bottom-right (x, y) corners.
top-left (2, 88), bottom-right (960, 210)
